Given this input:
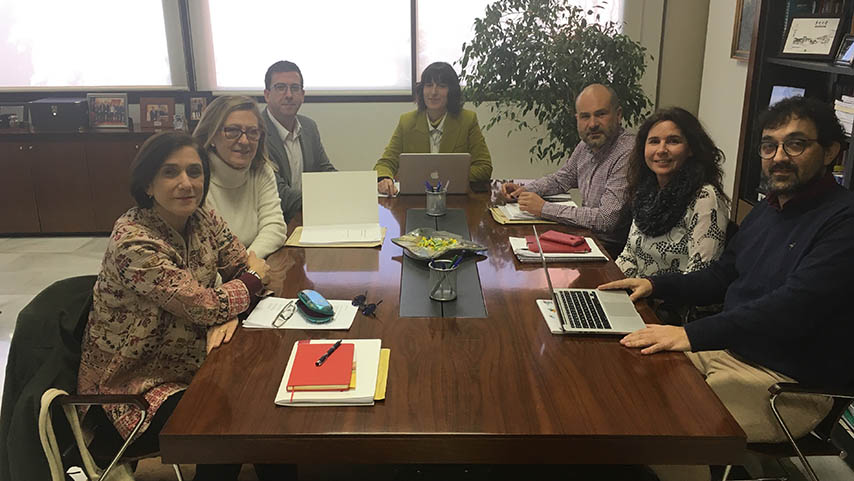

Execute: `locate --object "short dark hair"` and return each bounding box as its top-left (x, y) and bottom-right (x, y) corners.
top-left (265, 60), bottom-right (303, 90)
top-left (415, 62), bottom-right (463, 115)
top-left (757, 96), bottom-right (845, 149)
top-left (626, 107), bottom-right (728, 204)
top-left (130, 131), bottom-right (211, 208)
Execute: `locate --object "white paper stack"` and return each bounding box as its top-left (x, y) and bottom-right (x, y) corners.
top-left (243, 297), bottom-right (358, 330)
top-left (300, 171), bottom-right (382, 244)
top-left (508, 236), bottom-right (608, 263)
top-left (835, 97), bottom-right (854, 135)
top-left (498, 199), bottom-right (577, 221)
top-left (275, 339), bottom-right (382, 406)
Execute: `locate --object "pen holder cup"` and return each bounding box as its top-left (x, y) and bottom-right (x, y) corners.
top-left (428, 259), bottom-right (459, 302)
top-left (425, 190), bottom-right (447, 216)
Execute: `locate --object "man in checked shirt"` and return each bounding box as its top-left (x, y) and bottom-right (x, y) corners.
top-left (500, 83), bottom-right (634, 258)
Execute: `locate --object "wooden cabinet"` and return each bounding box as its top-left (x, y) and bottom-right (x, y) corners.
top-left (86, 138), bottom-right (142, 231)
top-left (0, 142), bottom-right (40, 233)
top-left (0, 132), bottom-right (151, 234)
top-left (30, 139), bottom-right (97, 233)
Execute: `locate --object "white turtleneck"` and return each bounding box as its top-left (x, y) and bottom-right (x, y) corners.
top-left (205, 152), bottom-right (287, 258)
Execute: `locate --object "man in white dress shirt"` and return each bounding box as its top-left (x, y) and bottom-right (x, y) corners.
top-left (263, 60), bottom-right (337, 222)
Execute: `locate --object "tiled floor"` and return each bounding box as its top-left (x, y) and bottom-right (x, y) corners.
top-left (2, 236), bottom-right (853, 481)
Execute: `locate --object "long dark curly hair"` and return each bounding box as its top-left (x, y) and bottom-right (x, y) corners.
top-left (626, 107), bottom-right (728, 205)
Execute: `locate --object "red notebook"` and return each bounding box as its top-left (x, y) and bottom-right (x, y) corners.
top-left (286, 342), bottom-right (355, 392)
top-left (525, 235), bottom-right (591, 253)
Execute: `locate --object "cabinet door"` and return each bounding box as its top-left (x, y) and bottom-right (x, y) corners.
top-left (0, 142), bottom-right (40, 233)
top-left (86, 138), bottom-right (143, 232)
top-left (30, 140), bottom-right (97, 233)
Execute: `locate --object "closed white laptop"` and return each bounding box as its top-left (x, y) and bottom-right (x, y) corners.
top-left (397, 153), bottom-right (471, 194)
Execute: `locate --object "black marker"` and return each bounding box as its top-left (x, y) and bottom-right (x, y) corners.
top-left (315, 340), bottom-right (343, 367)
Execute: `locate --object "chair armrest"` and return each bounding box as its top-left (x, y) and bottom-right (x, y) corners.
top-left (769, 382), bottom-right (854, 399)
top-left (57, 394), bottom-right (149, 411)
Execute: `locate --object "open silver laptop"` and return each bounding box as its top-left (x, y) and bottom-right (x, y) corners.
top-left (533, 226), bottom-right (646, 334)
top-left (397, 153), bottom-right (471, 194)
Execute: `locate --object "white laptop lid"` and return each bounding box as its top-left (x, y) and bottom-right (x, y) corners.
top-left (397, 153), bottom-right (471, 194)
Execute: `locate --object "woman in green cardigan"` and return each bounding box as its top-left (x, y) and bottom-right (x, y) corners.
top-left (376, 62), bottom-right (492, 195)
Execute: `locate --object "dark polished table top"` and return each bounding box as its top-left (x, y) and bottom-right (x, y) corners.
top-left (160, 192), bottom-right (745, 465)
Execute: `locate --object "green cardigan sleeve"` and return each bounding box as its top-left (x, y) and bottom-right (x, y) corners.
top-left (466, 112), bottom-right (492, 182)
top-left (374, 116), bottom-right (405, 179)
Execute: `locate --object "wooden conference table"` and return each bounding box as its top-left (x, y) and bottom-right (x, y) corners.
top-left (160, 192), bottom-right (745, 466)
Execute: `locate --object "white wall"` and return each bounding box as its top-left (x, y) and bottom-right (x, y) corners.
top-left (697, 0), bottom-right (749, 201)
top-left (297, 1), bottom-right (667, 181)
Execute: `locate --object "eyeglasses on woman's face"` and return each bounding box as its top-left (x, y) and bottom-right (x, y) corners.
top-left (221, 125), bottom-right (262, 142)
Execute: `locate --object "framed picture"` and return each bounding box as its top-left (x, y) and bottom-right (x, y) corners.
top-left (140, 97), bottom-right (175, 130)
top-left (189, 96), bottom-right (208, 121)
top-left (731, 0), bottom-right (758, 60)
top-left (835, 35), bottom-right (854, 66)
top-left (87, 93), bottom-right (128, 129)
top-left (781, 15), bottom-right (845, 60)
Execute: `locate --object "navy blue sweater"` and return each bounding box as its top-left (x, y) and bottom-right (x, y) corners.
top-left (650, 174), bottom-right (854, 387)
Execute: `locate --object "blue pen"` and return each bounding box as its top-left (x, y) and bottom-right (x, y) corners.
top-left (450, 255), bottom-right (463, 269)
top-left (436, 180), bottom-right (442, 192)
top-left (425, 180), bottom-right (434, 192)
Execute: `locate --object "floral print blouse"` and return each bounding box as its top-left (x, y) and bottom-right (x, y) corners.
top-left (616, 184), bottom-right (729, 278)
top-left (78, 206), bottom-right (250, 440)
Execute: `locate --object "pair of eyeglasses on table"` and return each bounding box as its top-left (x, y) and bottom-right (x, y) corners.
top-left (352, 293), bottom-right (382, 317)
top-left (271, 300), bottom-right (296, 328)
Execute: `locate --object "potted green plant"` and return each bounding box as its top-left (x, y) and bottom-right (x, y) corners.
top-left (460, 0), bottom-right (652, 162)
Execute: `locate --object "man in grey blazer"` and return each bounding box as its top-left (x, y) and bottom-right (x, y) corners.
top-left (263, 60), bottom-right (336, 222)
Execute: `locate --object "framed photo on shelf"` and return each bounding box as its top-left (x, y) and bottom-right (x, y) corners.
top-left (834, 35), bottom-right (854, 66)
top-left (140, 97), bottom-right (175, 130)
top-left (780, 15), bottom-right (845, 60)
top-left (87, 93), bottom-right (128, 129)
top-left (189, 96), bottom-right (208, 121)
top-left (731, 0), bottom-right (758, 60)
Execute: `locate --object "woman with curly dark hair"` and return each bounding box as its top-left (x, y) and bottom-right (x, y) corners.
top-left (616, 107), bottom-right (730, 279)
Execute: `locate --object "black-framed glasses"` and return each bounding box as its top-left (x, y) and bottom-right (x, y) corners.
top-left (271, 83), bottom-right (303, 94)
top-left (352, 293), bottom-right (383, 317)
top-left (272, 300), bottom-right (296, 328)
top-left (222, 125), bottom-right (262, 141)
top-left (758, 138), bottom-right (818, 159)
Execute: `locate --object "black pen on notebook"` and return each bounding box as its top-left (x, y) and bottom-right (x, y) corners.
top-left (315, 340), bottom-right (342, 367)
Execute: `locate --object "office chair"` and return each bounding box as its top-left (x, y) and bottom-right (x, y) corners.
top-left (0, 275), bottom-right (183, 481)
top-left (721, 382), bottom-right (854, 481)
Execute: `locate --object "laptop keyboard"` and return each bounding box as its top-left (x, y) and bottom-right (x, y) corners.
top-left (556, 290), bottom-right (612, 330)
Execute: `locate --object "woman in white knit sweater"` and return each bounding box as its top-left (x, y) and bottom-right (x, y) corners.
top-left (193, 96), bottom-right (287, 258)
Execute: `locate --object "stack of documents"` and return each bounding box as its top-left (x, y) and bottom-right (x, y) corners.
top-left (299, 171), bottom-right (383, 245)
top-left (509, 236), bottom-right (608, 263)
top-left (243, 297), bottom-right (358, 330)
top-left (275, 339), bottom-right (388, 406)
top-left (497, 199), bottom-right (577, 221)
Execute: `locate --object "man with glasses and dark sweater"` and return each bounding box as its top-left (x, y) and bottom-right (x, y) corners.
top-left (600, 96), bottom-right (854, 480)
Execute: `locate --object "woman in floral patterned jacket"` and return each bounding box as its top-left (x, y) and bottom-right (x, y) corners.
top-left (76, 131), bottom-right (283, 479)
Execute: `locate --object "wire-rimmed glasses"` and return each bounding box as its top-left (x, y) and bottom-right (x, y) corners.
top-left (272, 300), bottom-right (296, 327)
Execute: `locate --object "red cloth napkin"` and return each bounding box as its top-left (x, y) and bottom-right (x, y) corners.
top-left (525, 230), bottom-right (591, 253)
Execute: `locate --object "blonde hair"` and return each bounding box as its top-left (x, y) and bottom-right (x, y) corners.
top-left (192, 95), bottom-right (269, 170)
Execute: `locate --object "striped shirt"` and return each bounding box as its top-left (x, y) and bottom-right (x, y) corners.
top-left (525, 128), bottom-right (634, 247)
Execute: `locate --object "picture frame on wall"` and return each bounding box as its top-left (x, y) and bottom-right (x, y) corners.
top-left (781, 15), bottom-right (845, 60)
top-left (731, 0), bottom-right (758, 60)
top-left (140, 97), bottom-right (175, 131)
top-left (87, 93), bottom-right (128, 129)
top-left (834, 35), bottom-right (854, 66)
top-left (189, 96), bottom-right (208, 121)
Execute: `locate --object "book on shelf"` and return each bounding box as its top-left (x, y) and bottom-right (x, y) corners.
top-left (834, 100), bottom-right (854, 114)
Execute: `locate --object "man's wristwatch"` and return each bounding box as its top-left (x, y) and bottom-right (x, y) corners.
top-left (246, 269), bottom-right (262, 281)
